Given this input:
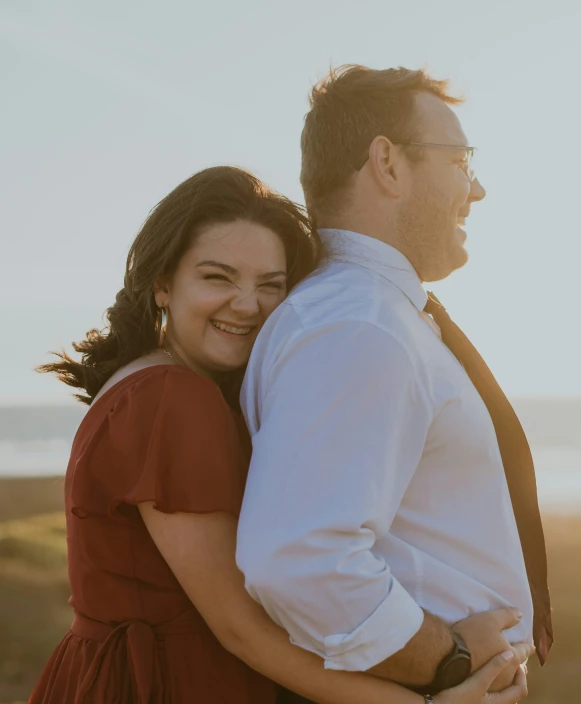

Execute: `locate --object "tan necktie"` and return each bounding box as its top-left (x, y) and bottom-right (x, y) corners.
top-left (424, 292), bottom-right (553, 664)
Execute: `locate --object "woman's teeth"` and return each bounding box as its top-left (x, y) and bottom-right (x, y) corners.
top-left (211, 320), bottom-right (252, 335)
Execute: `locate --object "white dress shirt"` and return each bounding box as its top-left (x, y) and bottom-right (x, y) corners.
top-left (237, 229), bottom-right (533, 672)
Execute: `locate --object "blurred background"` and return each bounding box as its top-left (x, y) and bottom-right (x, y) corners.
top-left (1, 0), bottom-right (580, 701)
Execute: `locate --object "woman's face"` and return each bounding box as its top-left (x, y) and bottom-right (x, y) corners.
top-left (157, 219), bottom-right (287, 377)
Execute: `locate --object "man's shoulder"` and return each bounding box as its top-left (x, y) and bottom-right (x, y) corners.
top-left (281, 264), bottom-right (416, 336)
top-left (282, 263), bottom-right (385, 331)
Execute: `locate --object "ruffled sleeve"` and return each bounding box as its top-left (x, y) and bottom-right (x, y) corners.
top-left (70, 367), bottom-right (247, 520)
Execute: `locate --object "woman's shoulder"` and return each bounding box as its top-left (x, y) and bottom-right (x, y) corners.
top-left (96, 364), bottom-right (226, 412)
top-left (76, 365), bottom-right (233, 445)
top-left (67, 365), bottom-right (246, 520)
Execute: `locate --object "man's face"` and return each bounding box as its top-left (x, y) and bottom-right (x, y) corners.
top-left (396, 92), bottom-right (486, 282)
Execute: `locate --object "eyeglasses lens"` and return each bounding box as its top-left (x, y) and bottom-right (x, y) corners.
top-left (466, 149), bottom-right (476, 182)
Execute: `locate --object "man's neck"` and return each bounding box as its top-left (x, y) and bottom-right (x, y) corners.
top-left (318, 212), bottom-right (394, 246)
top-left (318, 220), bottom-right (423, 282)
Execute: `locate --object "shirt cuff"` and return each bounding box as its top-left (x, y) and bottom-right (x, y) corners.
top-left (322, 578), bottom-right (425, 671)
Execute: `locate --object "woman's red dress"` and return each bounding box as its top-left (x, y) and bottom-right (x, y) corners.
top-left (29, 365), bottom-right (277, 704)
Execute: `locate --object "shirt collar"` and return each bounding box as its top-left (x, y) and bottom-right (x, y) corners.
top-left (319, 228), bottom-right (428, 312)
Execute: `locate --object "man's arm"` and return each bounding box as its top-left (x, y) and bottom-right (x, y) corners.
top-left (368, 610), bottom-right (454, 686)
top-left (238, 320), bottom-right (435, 675)
top-left (367, 607), bottom-right (531, 689)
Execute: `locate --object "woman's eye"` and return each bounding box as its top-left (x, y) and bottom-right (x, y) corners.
top-left (260, 282), bottom-right (284, 291)
top-left (204, 274), bottom-right (231, 283)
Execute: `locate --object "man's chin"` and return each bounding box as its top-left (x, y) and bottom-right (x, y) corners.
top-left (456, 225), bottom-right (468, 244)
top-left (451, 228), bottom-right (469, 268)
top-left (452, 243), bottom-right (469, 272)
top-left (422, 246), bottom-right (468, 283)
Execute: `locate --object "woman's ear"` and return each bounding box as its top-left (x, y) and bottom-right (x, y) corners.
top-left (153, 277), bottom-right (169, 309)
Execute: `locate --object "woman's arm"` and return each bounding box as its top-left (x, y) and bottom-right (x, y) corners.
top-left (138, 504), bottom-right (422, 704)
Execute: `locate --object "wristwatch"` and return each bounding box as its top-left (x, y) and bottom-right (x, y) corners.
top-left (415, 630), bottom-right (472, 696)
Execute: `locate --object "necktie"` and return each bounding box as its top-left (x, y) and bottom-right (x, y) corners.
top-left (424, 292), bottom-right (553, 664)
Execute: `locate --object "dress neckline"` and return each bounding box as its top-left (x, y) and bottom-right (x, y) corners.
top-left (89, 364), bottom-right (196, 413)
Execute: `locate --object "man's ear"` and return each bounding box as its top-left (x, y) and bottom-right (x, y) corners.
top-left (367, 135), bottom-right (405, 199)
top-left (153, 277), bottom-right (169, 309)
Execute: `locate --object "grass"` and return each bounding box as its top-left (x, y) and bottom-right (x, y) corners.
top-left (0, 513), bottom-right (70, 703)
top-left (0, 513), bottom-right (68, 571)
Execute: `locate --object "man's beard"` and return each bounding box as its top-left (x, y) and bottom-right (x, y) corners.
top-left (395, 189), bottom-right (467, 282)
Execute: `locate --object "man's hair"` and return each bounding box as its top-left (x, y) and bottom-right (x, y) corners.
top-left (300, 65), bottom-right (462, 219)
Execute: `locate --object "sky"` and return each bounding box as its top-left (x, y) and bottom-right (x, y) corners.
top-left (2, 0), bottom-right (580, 404)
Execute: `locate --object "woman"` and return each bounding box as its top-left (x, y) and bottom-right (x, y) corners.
top-left (32, 166), bottom-right (528, 704)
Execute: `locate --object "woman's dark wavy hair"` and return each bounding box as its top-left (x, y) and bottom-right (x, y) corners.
top-left (38, 166), bottom-right (324, 405)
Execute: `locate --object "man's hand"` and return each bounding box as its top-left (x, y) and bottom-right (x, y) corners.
top-left (452, 607), bottom-right (533, 691)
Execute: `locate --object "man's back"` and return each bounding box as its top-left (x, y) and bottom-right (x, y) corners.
top-left (237, 229), bottom-right (533, 672)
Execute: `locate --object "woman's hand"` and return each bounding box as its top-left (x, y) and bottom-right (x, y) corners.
top-left (434, 650), bottom-right (528, 704)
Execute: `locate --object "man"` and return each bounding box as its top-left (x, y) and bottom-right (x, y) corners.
top-left (237, 66), bottom-right (552, 700)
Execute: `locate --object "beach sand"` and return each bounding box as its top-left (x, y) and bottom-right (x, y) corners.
top-left (0, 476), bottom-right (579, 703)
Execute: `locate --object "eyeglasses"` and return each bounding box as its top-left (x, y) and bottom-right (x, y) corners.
top-left (355, 141), bottom-right (478, 182)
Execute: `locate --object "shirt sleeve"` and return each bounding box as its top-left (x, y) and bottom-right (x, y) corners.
top-left (236, 319), bottom-right (431, 671)
top-left (70, 367), bottom-right (245, 521)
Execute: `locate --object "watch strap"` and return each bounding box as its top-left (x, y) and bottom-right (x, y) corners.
top-left (414, 630), bottom-right (472, 696)
top-left (450, 630), bottom-right (471, 656)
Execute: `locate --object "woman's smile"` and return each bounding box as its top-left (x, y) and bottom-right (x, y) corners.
top-left (209, 319), bottom-right (255, 336)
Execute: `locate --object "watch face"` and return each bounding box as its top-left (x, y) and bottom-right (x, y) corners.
top-left (444, 656), bottom-right (472, 688)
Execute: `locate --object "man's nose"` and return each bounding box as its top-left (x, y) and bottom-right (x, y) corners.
top-left (469, 177), bottom-right (486, 203)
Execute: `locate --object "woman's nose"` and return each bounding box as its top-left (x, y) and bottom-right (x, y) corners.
top-left (229, 288), bottom-right (260, 316)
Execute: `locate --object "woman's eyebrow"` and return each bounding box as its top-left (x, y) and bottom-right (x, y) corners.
top-left (196, 260), bottom-right (238, 275)
top-left (258, 271), bottom-right (287, 280)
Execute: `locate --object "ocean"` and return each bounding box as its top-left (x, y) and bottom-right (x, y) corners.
top-left (1, 399), bottom-right (580, 513)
